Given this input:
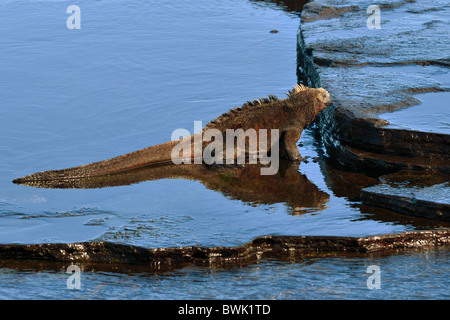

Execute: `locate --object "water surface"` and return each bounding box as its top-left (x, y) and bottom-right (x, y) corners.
top-left (0, 0), bottom-right (448, 300)
top-left (381, 91), bottom-right (450, 135)
top-left (1, 249), bottom-right (449, 300)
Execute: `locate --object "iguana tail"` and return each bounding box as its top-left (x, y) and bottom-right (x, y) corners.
top-left (13, 138), bottom-right (186, 184)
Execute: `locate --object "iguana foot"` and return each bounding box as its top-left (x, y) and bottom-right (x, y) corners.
top-left (282, 129), bottom-right (303, 161)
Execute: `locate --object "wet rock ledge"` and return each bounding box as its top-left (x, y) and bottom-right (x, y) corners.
top-left (0, 230), bottom-right (449, 271)
top-left (297, 0), bottom-right (450, 219)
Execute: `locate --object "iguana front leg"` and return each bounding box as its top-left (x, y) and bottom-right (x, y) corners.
top-left (281, 129), bottom-right (303, 161)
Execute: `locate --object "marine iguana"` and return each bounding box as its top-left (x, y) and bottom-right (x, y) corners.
top-left (13, 84), bottom-right (331, 183)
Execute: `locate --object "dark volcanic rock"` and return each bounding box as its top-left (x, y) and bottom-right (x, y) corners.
top-left (1, 230), bottom-right (449, 272)
top-left (297, 0), bottom-right (450, 218)
top-left (361, 171), bottom-right (450, 221)
top-left (361, 184), bottom-right (450, 221)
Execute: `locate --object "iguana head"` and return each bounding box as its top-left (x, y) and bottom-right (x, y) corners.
top-left (314, 87), bottom-right (332, 116)
top-left (287, 84), bottom-right (331, 118)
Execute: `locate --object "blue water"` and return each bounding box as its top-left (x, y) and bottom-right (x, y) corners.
top-left (0, 0), bottom-right (448, 300)
top-left (377, 65), bottom-right (450, 134)
top-left (1, 249), bottom-right (449, 300)
top-left (381, 91), bottom-right (450, 135)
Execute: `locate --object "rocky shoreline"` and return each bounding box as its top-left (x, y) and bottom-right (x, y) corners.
top-left (1, 230), bottom-right (449, 272)
top-left (1, 0), bottom-right (449, 271)
top-left (297, 0), bottom-right (449, 219)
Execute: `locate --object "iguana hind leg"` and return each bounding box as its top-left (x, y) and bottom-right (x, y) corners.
top-left (281, 129), bottom-right (303, 161)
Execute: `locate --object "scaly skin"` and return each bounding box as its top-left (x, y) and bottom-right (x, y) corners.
top-left (13, 85), bottom-right (331, 183)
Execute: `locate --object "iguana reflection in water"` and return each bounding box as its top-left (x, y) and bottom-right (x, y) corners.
top-left (15, 160), bottom-right (329, 216)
